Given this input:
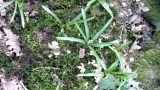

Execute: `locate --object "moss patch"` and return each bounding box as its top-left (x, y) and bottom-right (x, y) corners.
top-left (143, 0), bottom-right (160, 27)
top-left (133, 28), bottom-right (160, 89)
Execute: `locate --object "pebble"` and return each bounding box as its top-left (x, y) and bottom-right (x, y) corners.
top-left (122, 2), bottom-right (127, 7)
top-left (129, 57), bottom-right (135, 62)
top-left (79, 48), bottom-right (85, 58)
top-left (0, 9), bottom-right (6, 16)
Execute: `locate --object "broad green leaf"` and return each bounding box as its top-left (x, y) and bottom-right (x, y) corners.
top-left (18, 2), bottom-right (25, 28)
top-left (92, 0), bottom-right (114, 41)
top-left (77, 72), bottom-right (103, 77)
top-left (75, 23), bottom-right (87, 41)
top-left (117, 41), bottom-right (132, 50)
top-left (88, 46), bottom-right (106, 70)
top-left (71, 0), bottom-right (96, 23)
top-left (10, 1), bottom-right (17, 23)
top-left (56, 37), bottom-right (86, 45)
top-left (98, 74), bottom-right (116, 89)
top-left (42, 5), bottom-right (63, 25)
top-left (81, 8), bottom-right (90, 40)
top-left (90, 40), bottom-right (119, 47)
top-left (0, 1), bottom-right (14, 10)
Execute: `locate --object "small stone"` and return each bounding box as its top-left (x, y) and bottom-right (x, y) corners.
top-left (53, 49), bottom-right (61, 56)
top-left (0, 31), bottom-right (4, 40)
top-left (67, 49), bottom-right (71, 54)
top-left (30, 10), bottom-right (38, 17)
top-left (0, 9), bottom-right (6, 16)
top-left (118, 12), bottom-right (125, 17)
top-left (130, 57), bottom-right (135, 62)
top-left (48, 54), bottom-right (53, 58)
top-left (130, 15), bottom-right (139, 24)
top-left (129, 41), bottom-right (142, 52)
top-left (88, 40), bottom-right (93, 44)
top-left (122, 2), bottom-right (127, 7)
top-left (48, 41), bottom-right (59, 49)
top-left (79, 48), bottom-right (85, 58)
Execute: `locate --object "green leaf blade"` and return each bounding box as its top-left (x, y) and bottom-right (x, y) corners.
top-left (18, 2), bottom-right (25, 28)
top-left (92, 0), bottom-right (114, 41)
top-left (109, 46), bottom-right (122, 61)
top-left (42, 5), bottom-right (63, 25)
top-left (10, 1), bottom-right (17, 23)
top-left (71, 0), bottom-right (96, 23)
top-left (56, 82), bottom-right (60, 90)
top-left (88, 46), bottom-right (106, 70)
top-left (56, 37), bottom-right (86, 45)
top-left (90, 40), bottom-right (119, 48)
top-left (117, 41), bottom-right (132, 50)
top-left (81, 8), bottom-right (90, 40)
top-left (69, 16), bottom-right (95, 25)
top-left (92, 18), bottom-right (113, 41)
top-left (77, 72), bottom-right (103, 77)
top-left (75, 23), bottom-right (87, 41)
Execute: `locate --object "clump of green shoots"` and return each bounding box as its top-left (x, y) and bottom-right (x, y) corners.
top-left (0, 0), bottom-right (25, 28)
top-left (42, 0), bottom-right (138, 89)
top-left (42, 0), bottom-right (117, 70)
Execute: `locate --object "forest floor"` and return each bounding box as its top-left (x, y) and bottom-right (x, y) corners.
top-left (0, 0), bottom-right (160, 90)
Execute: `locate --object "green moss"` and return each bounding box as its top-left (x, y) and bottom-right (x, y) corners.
top-left (0, 53), bottom-right (17, 77)
top-left (133, 29), bottom-right (160, 89)
top-left (134, 48), bottom-right (160, 89)
top-left (143, 0), bottom-right (160, 27)
top-left (24, 69), bottom-right (57, 90)
top-left (51, 0), bottom-right (88, 7)
top-left (22, 51), bottom-right (88, 90)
